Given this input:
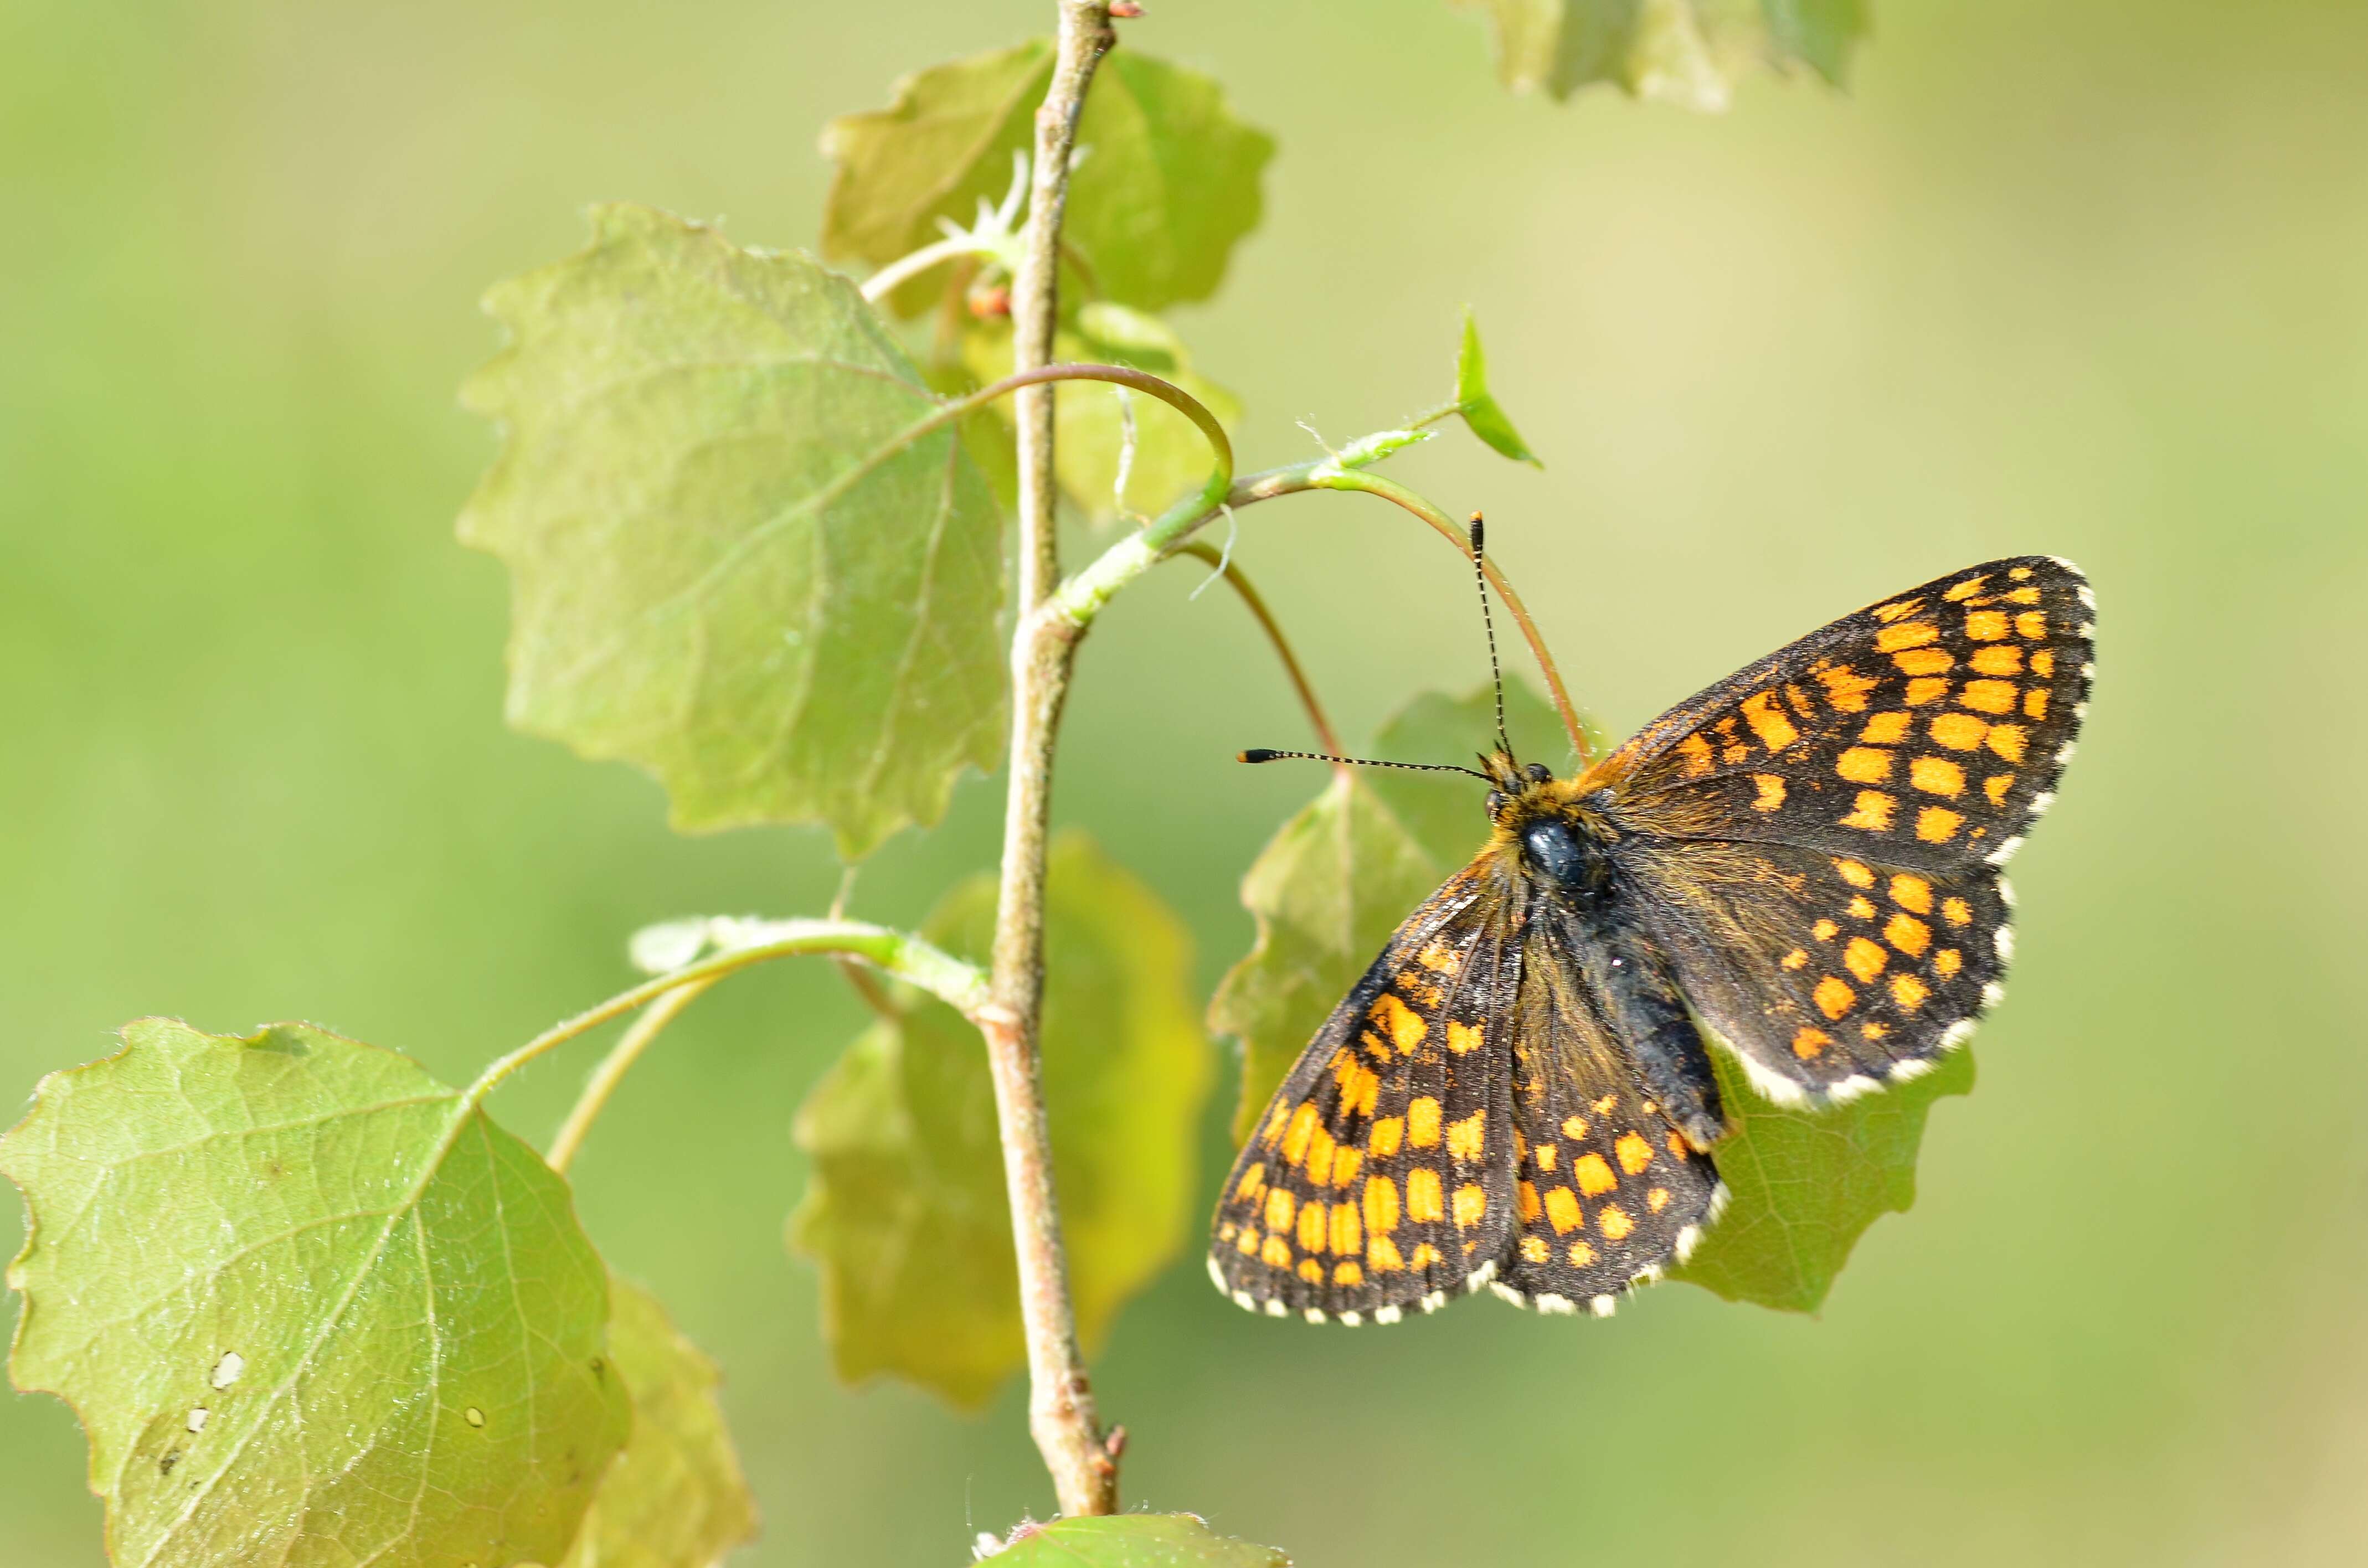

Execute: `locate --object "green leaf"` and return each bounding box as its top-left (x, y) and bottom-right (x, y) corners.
top-left (562, 1276), bottom-right (758, 1568)
top-left (792, 833), bottom-right (1210, 1408)
top-left (1671, 1040), bottom-right (1973, 1312)
top-left (1212, 680), bottom-right (1967, 1313)
top-left (1210, 680), bottom-right (1568, 1139)
top-left (980, 1513), bottom-right (1290, 1567)
top-left (1453, 308), bottom-right (1542, 468)
top-left (1453, 0), bottom-right (1869, 109)
top-left (0, 1019), bottom-right (630, 1568)
top-left (964, 304), bottom-right (1239, 523)
top-left (822, 43), bottom-right (1275, 317)
top-left (459, 203), bottom-right (1006, 859)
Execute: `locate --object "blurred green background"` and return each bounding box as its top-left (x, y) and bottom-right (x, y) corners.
top-left (5, 1), bottom-right (2365, 1562)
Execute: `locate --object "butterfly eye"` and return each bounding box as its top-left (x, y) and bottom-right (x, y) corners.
top-left (1525, 762), bottom-right (1553, 785)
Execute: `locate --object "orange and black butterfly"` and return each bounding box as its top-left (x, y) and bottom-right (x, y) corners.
top-left (1210, 537), bottom-right (2093, 1323)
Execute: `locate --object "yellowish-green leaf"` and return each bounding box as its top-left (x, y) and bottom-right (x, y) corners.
top-left (1454, 0), bottom-right (1868, 109)
top-left (822, 43), bottom-right (1274, 317)
top-left (964, 304), bottom-right (1239, 523)
top-left (1670, 1041), bottom-right (1973, 1312)
top-left (980, 1513), bottom-right (1291, 1567)
top-left (561, 1277), bottom-right (758, 1568)
top-left (0, 1019), bottom-right (629, 1568)
top-left (791, 833), bottom-right (1210, 1407)
top-left (1453, 308), bottom-right (1542, 468)
top-left (459, 203), bottom-right (1005, 859)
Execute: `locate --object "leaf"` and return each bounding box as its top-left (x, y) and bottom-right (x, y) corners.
top-left (822, 43), bottom-right (1275, 317)
top-left (1211, 680), bottom-right (1968, 1313)
top-left (791, 833), bottom-right (1211, 1408)
top-left (459, 203), bottom-right (1006, 859)
top-left (562, 1277), bottom-right (759, 1568)
top-left (1670, 1041), bottom-right (1974, 1312)
top-left (0, 1019), bottom-right (629, 1568)
top-left (980, 1513), bottom-right (1291, 1567)
top-left (1453, 308), bottom-right (1542, 468)
top-left (1210, 680), bottom-right (1568, 1139)
top-left (1452, 0), bottom-right (1869, 110)
top-left (964, 303), bottom-right (1239, 523)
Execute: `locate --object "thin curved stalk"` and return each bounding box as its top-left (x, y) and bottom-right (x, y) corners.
top-left (1168, 540), bottom-right (1345, 763)
top-left (547, 978), bottom-right (718, 1174)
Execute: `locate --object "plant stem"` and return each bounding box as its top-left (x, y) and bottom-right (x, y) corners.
top-left (469, 920), bottom-right (986, 1106)
top-left (547, 978), bottom-right (717, 1174)
top-left (1169, 540), bottom-right (1345, 762)
top-left (989, 0), bottom-right (1122, 1520)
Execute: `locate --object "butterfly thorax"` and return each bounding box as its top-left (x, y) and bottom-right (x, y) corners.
top-left (1478, 759), bottom-right (1728, 1150)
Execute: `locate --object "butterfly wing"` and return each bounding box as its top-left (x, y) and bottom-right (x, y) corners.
top-left (1489, 893), bottom-right (1729, 1314)
top-left (1209, 860), bottom-right (1522, 1324)
top-left (1585, 555), bottom-right (2093, 1097)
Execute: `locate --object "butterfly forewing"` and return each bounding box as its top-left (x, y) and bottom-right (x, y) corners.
top-left (1594, 556), bottom-right (2093, 875)
top-left (1210, 866), bottom-right (1520, 1323)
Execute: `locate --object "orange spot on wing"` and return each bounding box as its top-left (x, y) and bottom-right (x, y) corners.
top-left (1742, 692), bottom-right (1801, 752)
top-left (1330, 1200), bottom-right (1362, 1256)
top-left (1943, 897), bottom-right (1973, 927)
top-left (2031, 648), bottom-right (2056, 678)
top-left (1298, 1257), bottom-right (1324, 1283)
top-left (1929, 711), bottom-right (1988, 751)
top-left (1816, 665), bottom-right (1879, 713)
top-left (1906, 677), bottom-right (1952, 706)
top-left (1331, 1147), bottom-right (1362, 1189)
top-left (1408, 1242), bottom-right (1443, 1270)
top-left (1520, 1235), bottom-right (1550, 1263)
top-left (1235, 1162), bottom-right (1267, 1201)
top-left (1792, 1027), bottom-right (1831, 1059)
top-left (1935, 948), bottom-right (1963, 978)
top-left (1406, 1168), bottom-right (1444, 1223)
top-left (1367, 1117), bottom-right (1404, 1158)
top-left (1452, 1184), bottom-right (1487, 1228)
top-left (1985, 773), bottom-right (2014, 806)
top-left (1598, 1204), bottom-right (1634, 1241)
top-left (1813, 918), bottom-right (1840, 941)
top-left (1306, 1125), bottom-right (1336, 1185)
top-left (1815, 976), bottom-right (1856, 1018)
top-left (2016, 611), bottom-right (2048, 639)
top-left (1751, 773), bottom-right (1788, 812)
top-left (1875, 621), bottom-right (1939, 652)
top-left (1960, 679), bottom-right (2018, 715)
top-left (1911, 755), bottom-right (1966, 797)
top-left (1965, 610), bottom-right (2010, 641)
top-left (1886, 913), bottom-right (1932, 957)
top-left (1842, 791), bottom-right (1896, 832)
top-left (1517, 1180), bottom-right (1541, 1223)
top-left (1262, 1234), bottom-right (1291, 1268)
top-left (1567, 1240), bottom-right (1596, 1266)
top-left (1368, 1234), bottom-right (1404, 1272)
top-left (1370, 992), bottom-right (1428, 1054)
top-left (1407, 1097), bottom-right (1442, 1148)
top-left (1560, 1114), bottom-right (1588, 1139)
top-left (1892, 647), bottom-right (1954, 676)
top-left (1890, 873), bottom-right (1933, 913)
top-left (1986, 723), bottom-right (2028, 762)
top-left (1916, 805), bottom-right (1964, 843)
top-left (1970, 644), bottom-right (2023, 675)
top-left (1781, 948), bottom-right (1809, 970)
top-left (1845, 937), bottom-right (1888, 982)
top-left (1873, 597), bottom-right (1926, 621)
top-left (1446, 1020), bottom-right (1482, 1055)
top-left (1837, 747), bottom-right (1893, 783)
top-left (1573, 1154), bottom-right (1618, 1196)
top-left (1236, 1225), bottom-right (1260, 1255)
top-left (1418, 938), bottom-right (1460, 974)
top-left (1847, 895), bottom-right (1877, 920)
top-left (1648, 1188), bottom-right (1672, 1213)
top-left (1446, 1110), bottom-right (1487, 1164)
top-left (1545, 1186), bottom-right (1582, 1234)
top-left (1364, 1175), bottom-right (1399, 1234)
top-left (1298, 1200), bottom-right (1328, 1254)
top-left (1892, 973), bottom-right (1931, 1011)
top-left (1615, 1132), bottom-right (1655, 1174)
top-left (2024, 687), bottom-right (2050, 719)
top-left (1833, 858), bottom-right (1876, 887)
top-left (1677, 734), bottom-right (1715, 778)
top-left (1944, 576), bottom-right (1989, 602)
top-left (1334, 1260), bottom-right (1365, 1286)
top-left (1860, 711), bottom-right (1912, 744)
top-left (1283, 1103), bottom-right (1318, 1164)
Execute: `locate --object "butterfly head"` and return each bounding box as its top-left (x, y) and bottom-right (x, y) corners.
top-left (1482, 756), bottom-right (1621, 895)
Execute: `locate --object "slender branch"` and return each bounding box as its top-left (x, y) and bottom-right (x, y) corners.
top-left (989, 0), bottom-right (1123, 1521)
top-left (547, 978), bottom-right (717, 1174)
top-left (1051, 460), bottom-right (1590, 765)
top-left (467, 920), bottom-right (987, 1107)
top-left (1168, 540), bottom-right (1345, 762)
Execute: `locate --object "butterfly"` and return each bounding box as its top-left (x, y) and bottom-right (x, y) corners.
top-left (1209, 548), bottom-right (2093, 1324)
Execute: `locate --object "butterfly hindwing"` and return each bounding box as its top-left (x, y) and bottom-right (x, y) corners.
top-left (1620, 839), bottom-right (2012, 1098)
top-left (1491, 897), bottom-right (1728, 1313)
top-left (1210, 865), bottom-right (1520, 1323)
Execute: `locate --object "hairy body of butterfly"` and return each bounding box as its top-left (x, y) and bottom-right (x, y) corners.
top-left (1211, 555), bottom-right (2094, 1324)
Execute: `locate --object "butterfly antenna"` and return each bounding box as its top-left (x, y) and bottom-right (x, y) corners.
top-left (1470, 514), bottom-right (1515, 765)
top-left (1237, 749), bottom-right (1493, 783)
